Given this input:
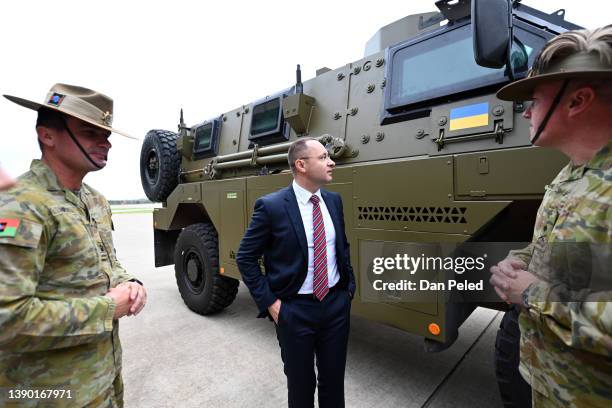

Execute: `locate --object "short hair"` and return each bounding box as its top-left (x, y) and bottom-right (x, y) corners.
top-left (287, 137), bottom-right (317, 173)
top-left (531, 25), bottom-right (612, 102)
top-left (36, 108), bottom-right (65, 130)
top-left (35, 108), bottom-right (66, 153)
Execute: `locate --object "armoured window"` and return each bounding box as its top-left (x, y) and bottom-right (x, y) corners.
top-left (251, 98), bottom-right (280, 135)
top-left (192, 119), bottom-right (220, 159)
top-left (249, 96), bottom-right (289, 145)
top-left (384, 22), bottom-right (545, 115)
top-left (509, 21), bottom-right (549, 76)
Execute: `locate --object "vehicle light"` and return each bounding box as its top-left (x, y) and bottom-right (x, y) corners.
top-left (428, 323), bottom-right (441, 336)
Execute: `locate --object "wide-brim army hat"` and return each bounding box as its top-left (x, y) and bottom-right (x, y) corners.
top-left (497, 52), bottom-right (612, 101)
top-left (3, 83), bottom-right (135, 139)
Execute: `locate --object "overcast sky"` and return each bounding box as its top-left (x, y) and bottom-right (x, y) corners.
top-left (1, 0), bottom-right (609, 200)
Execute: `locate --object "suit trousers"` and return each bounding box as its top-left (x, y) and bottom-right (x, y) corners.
top-left (275, 288), bottom-right (351, 408)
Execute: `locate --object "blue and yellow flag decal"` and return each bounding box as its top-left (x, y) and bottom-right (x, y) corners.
top-left (449, 102), bottom-right (489, 131)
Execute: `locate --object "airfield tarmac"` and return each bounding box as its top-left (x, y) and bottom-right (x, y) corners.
top-left (114, 211), bottom-right (504, 408)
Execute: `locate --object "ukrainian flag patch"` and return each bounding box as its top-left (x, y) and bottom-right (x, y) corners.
top-left (449, 102), bottom-right (489, 131)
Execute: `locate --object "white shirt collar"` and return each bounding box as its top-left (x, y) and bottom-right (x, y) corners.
top-left (292, 180), bottom-right (322, 206)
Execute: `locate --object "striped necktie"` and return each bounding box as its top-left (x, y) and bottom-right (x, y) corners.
top-left (310, 195), bottom-right (329, 301)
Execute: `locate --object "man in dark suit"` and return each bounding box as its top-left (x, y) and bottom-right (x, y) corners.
top-left (237, 137), bottom-right (356, 408)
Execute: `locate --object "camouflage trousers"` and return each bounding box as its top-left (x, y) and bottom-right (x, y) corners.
top-left (532, 389), bottom-right (563, 408)
top-left (86, 374), bottom-right (124, 408)
top-left (532, 386), bottom-right (612, 408)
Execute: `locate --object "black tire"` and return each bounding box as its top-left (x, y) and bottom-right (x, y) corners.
top-left (495, 306), bottom-right (532, 408)
top-left (174, 223), bottom-right (239, 315)
top-left (140, 129), bottom-right (181, 202)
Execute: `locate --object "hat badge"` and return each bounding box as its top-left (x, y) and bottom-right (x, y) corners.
top-left (102, 111), bottom-right (113, 126)
top-left (47, 93), bottom-right (65, 106)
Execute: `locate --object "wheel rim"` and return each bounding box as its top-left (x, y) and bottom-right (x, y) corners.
top-left (145, 148), bottom-right (160, 184)
top-left (183, 248), bottom-right (205, 294)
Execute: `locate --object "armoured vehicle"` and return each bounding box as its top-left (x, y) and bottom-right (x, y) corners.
top-left (140, 0), bottom-right (581, 405)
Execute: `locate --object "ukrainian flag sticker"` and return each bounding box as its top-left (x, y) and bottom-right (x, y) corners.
top-left (449, 102), bottom-right (489, 131)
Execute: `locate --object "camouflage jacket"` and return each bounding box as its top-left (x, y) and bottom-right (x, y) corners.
top-left (0, 160), bottom-right (135, 407)
top-left (509, 141), bottom-right (612, 407)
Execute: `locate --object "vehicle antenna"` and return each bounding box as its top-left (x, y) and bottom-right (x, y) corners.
top-left (295, 64), bottom-right (303, 94)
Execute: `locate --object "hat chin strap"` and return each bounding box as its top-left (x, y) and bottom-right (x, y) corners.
top-left (60, 117), bottom-right (104, 170)
top-left (530, 79), bottom-right (570, 145)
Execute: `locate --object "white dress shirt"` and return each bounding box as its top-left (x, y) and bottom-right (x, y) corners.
top-left (292, 180), bottom-right (340, 294)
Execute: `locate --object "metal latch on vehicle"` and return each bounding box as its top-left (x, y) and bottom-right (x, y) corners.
top-left (434, 121), bottom-right (506, 151)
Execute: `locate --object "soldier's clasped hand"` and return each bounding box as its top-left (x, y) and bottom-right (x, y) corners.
top-left (489, 258), bottom-right (538, 304)
top-left (106, 285), bottom-right (133, 319)
top-left (116, 281), bottom-right (148, 316)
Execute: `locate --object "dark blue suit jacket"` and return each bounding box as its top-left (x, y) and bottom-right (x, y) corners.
top-left (236, 185), bottom-right (356, 317)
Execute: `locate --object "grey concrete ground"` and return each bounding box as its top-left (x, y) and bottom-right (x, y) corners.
top-left (113, 213), bottom-right (503, 408)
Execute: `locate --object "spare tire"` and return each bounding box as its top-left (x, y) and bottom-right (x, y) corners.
top-left (140, 129), bottom-right (181, 202)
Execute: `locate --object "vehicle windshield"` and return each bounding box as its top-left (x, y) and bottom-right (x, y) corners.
top-left (386, 23), bottom-right (543, 112)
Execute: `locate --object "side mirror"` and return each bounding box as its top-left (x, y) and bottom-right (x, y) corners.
top-left (472, 0), bottom-right (511, 69)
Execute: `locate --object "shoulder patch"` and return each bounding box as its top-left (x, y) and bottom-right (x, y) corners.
top-left (0, 219), bottom-right (43, 249)
top-left (0, 219), bottom-right (20, 237)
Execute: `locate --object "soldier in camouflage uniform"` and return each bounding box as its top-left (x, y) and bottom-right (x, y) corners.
top-left (490, 26), bottom-right (612, 407)
top-left (0, 84), bottom-right (147, 407)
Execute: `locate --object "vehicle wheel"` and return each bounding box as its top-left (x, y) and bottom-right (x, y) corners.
top-left (495, 306), bottom-right (532, 408)
top-left (174, 223), bottom-right (239, 315)
top-left (140, 129), bottom-right (181, 202)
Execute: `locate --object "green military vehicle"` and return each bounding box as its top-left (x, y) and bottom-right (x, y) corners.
top-left (140, 0), bottom-right (580, 405)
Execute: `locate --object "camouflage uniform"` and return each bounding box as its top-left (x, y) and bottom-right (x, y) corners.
top-left (509, 141), bottom-right (612, 407)
top-left (0, 159), bottom-right (135, 407)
